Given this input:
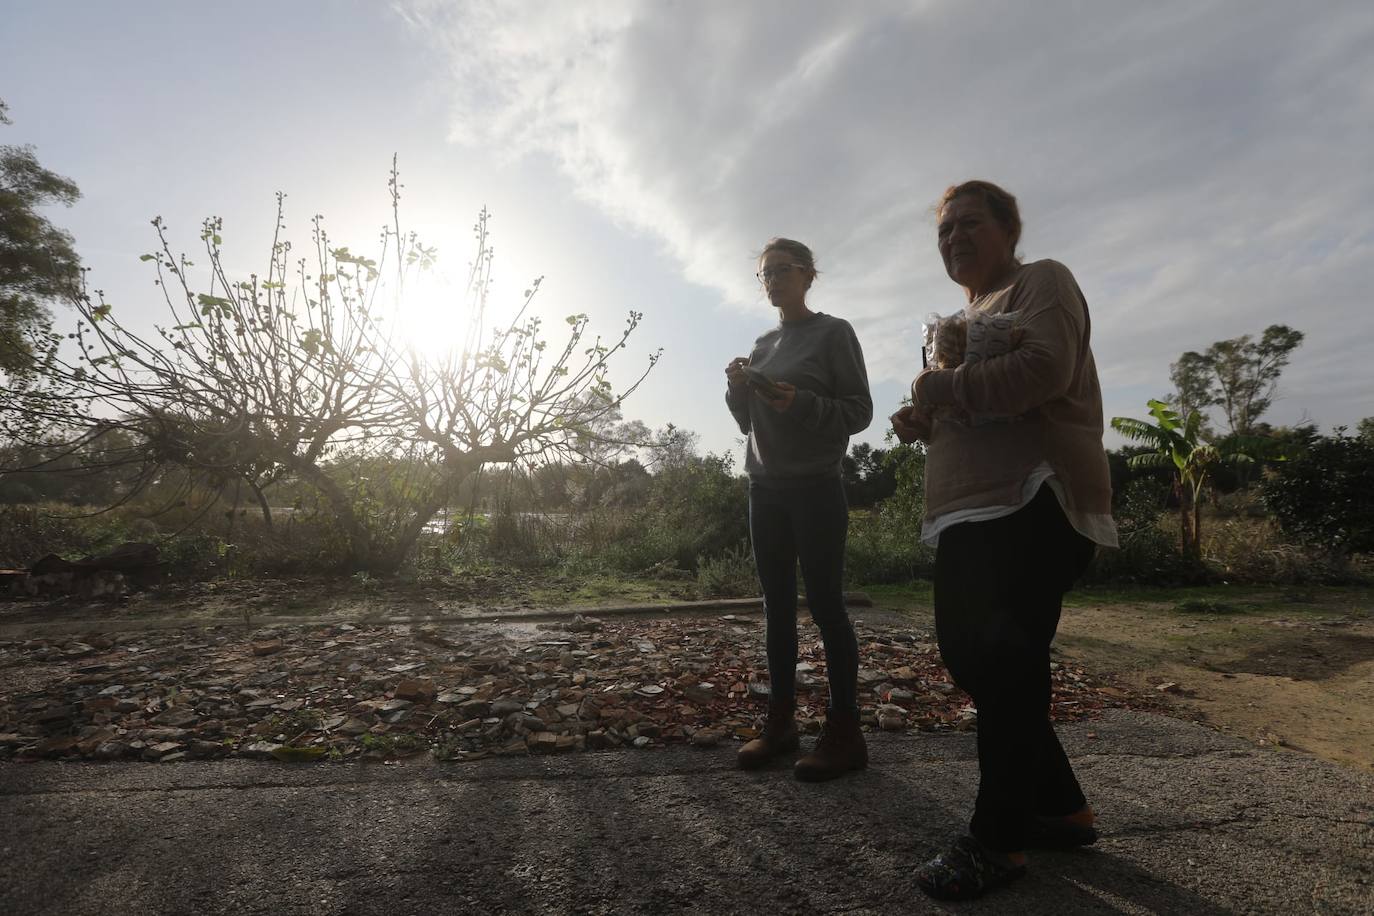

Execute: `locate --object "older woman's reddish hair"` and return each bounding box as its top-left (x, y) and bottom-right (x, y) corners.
top-left (936, 180), bottom-right (1022, 255)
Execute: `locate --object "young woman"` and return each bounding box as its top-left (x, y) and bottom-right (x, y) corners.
top-left (724, 237), bottom-right (873, 781)
top-left (893, 181), bottom-right (1118, 900)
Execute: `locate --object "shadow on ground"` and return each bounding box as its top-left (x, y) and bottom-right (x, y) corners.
top-left (3, 711), bottom-right (1371, 915)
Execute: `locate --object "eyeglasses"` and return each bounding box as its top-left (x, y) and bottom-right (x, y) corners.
top-left (756, 264), bottom-right (803, 283)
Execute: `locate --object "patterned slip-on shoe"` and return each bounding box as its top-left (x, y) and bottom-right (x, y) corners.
top-left (916, 835), bottom-right (1027, 902)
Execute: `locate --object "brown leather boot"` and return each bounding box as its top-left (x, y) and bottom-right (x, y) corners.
top-left (736, 700), bottom-right (800, 770)
top-left (794, 707), bottom-right (867, 782)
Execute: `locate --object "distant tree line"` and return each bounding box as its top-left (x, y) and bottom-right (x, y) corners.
top-left (1, 101), bottom-right (1368, 582)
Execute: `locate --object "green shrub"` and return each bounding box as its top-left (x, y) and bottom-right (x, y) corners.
top-left (1262, 431), bottom-right (1374, 556)
top-left (156, 532), bottom-right (231, 577)
top-left (653, 455), bottom-right (750, 565)
top-left (842, 444), bottom-right (931, 586)
top-left (0, 504), bottom-right (92, 566)
top-left (845, 511), bottom-right (934, 585)
top-left (485, 500), bottom-right (550, 565)
top-left (1084, 501), bottom-right (1363, 587)
top-left (601, 454), bottom-right (748, 573)
top-left (695, 541), bottom-right (758, 597)
top-left (603, 525), bottom-right (687, 573)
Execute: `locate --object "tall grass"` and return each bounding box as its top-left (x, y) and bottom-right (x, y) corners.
top-left (3, 476), bottom-right (1365, 591)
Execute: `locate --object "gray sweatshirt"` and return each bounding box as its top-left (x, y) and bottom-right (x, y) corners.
top-left (726, 313), bottom-right (873, 484)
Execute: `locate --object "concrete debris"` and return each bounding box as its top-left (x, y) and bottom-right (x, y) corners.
top-left (0, 616), bottom-right (1149, 763)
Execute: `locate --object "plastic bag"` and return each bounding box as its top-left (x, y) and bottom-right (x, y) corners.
top-left (964, 309), bottom-right (1020, 369)
top-left (964, 308), bottom-right (1023, 426)
top-left (921, 308), bottom-right (1025, 427)
top-left (922, 311), bottom-right (967, 369)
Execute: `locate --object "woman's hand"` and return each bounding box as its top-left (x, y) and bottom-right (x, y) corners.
top-left (725, 357), bottom-right (749, 387)
top-left (758, 380), bottom-right (796, 412)
top-left (890, 404), bottom-right (931, 444)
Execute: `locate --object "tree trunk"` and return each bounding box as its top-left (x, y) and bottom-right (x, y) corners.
top-left (370, 455), bottom-right (485, 574)
top-left (1176, 479), bottom-right (1191, 558)
top-left (245, 476), bottom-right (274, 531)
top-left (228, 479), bottom-right (240, 537)
top-left (1191, 501), bottom-right (1203, 556)
top-left (1178, 484), bottom-right (1200, 560)
top-left (288, 458), bottom-right (372, 571)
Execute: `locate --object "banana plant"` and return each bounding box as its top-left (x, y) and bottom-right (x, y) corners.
top-left (1111, 399), bottom-right (1248, 560)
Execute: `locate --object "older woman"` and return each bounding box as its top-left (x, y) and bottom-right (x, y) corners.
top-left (725, 237), bottom-right (873, 781)
top-left (892, 181), bottom-right (1117, 901)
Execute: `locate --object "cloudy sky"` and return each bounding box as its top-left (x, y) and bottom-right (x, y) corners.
top-left (4, 1), bottom-right (1371, 460)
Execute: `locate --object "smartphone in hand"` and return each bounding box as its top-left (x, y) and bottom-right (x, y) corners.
top-left (741, 365), bottom-right (786, 399)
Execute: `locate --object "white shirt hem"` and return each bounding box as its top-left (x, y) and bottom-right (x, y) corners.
top-left (921, 463), bottom-right (1118, 548)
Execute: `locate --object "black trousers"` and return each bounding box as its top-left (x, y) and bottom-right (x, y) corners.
top-left (749, 477), bottom-right (860, 713)
top-left (934, 484), bottom-right (1096, 852)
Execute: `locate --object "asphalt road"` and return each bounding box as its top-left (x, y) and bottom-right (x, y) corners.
top-left (2, 710), bottom-right (1370, 915)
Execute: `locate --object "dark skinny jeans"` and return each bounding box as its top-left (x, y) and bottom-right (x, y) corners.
top-left (749, 476), bottom-right (859, 713)
top-left (934, 484), bottom-right (1097, 853)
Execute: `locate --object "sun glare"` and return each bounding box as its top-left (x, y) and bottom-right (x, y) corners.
top-left (393, 268), bottom-right (472, 359)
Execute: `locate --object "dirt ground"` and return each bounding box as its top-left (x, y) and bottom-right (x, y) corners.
top-left (1053, 587), bottom-right (1374, 773)
top-left (847, 583), bottom-right (1374, 775)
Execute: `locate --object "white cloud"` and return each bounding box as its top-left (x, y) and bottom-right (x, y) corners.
top-left (401, 0), bottom-right (1374, 433)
